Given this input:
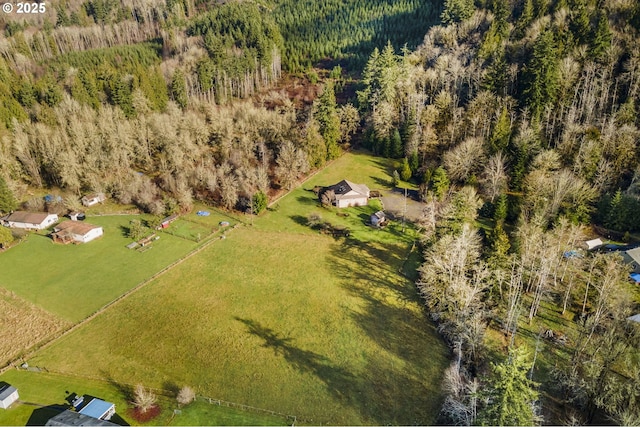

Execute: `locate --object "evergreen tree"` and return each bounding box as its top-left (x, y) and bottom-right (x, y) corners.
top-left (523, 30), bottom-right (560, 121)
top-left (589, 10), bottom-right (611, 60)
top-left (483, 48), bottom-right (508, 96)
top-left (390, 128), bottom-right (403, 158)
top-left (0, 176), bottom-right (17, 213)
top-left (478, 347), bottom-right (539, 426)
top-left (489, 107), bottom-right (511, 153)
top-left (493, 193), bottom-right (508, 225)
top-left (430, 167), bottom-right (450, 200)
top-left (400, 158), bottom-right (412, 181)
top-left (441, 0), bottom-right (475, 24)
top-left (409, 151), bottom-right (420, 176)
top-left (569, 0), bottom-right (591, 45)
top-left (171, 69), bottom-right (188, 109)
top-left (252, 191), bottom-right (268, 214)
top-left (315, 81), bottom-right (341, 160)
top-left (515, 0), bottom-right (534, 38)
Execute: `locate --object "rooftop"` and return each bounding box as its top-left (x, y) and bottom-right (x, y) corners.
top-left (5, 211), bottom-right (54, 224)
top-left (0, 384), bottom-right (17, 401)
top-left (78, 398), bottom-right (115, 420)
top-left (54, 221), bottom-right (101, 235)
top-left (46, 410), bottom-right (118, 426)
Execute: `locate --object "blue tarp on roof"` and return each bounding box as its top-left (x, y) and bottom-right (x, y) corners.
top-left (79, 399), bottom-right (114, 419)
top-left (630, 273), bottom-right (640, 284)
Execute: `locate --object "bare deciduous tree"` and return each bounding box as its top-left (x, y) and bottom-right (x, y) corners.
top-left (133, 384), bottom-right (157, 414)
top-left (176, 386), bottom-right (196, 406)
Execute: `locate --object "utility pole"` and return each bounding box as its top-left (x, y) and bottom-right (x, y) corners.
top-left (402, 187), bottom-right (407, 232)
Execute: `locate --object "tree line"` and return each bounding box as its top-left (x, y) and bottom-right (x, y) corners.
top-left (351, 0), bottom-right (640, 423)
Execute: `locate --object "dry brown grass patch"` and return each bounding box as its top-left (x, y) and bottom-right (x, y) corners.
top-left (0, 288), bottom-right (69, 364)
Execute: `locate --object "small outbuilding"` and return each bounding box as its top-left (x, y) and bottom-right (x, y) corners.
top-left (585, 238), bottom-right (603, 251)
top-left (0, 384), bottom-right (19, 409)
top-left (371, 211), bottom-right (386, 227)
top-left (78, 398), bottom-right (116, 421)
top-left (52, 221), bottom-right (103, 244)
top-left (157, 214), bottom-right (179, 229)
top-left (81, 193), bottom-right (106, 207)
top-left (2, 211), bottom-right (58, 230)
top-left (68, 212), bottom-right (86, 221)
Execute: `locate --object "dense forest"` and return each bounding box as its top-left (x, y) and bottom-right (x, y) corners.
top-left (353, 0), bottom-right (640, 423)
top-left (2, 0), bottom-right (640, 424)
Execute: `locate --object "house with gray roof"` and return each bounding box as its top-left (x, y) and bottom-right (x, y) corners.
top-left (322, 180), bottom-right (370, 208)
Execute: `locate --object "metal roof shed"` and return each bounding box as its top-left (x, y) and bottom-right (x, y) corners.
top-left (78, 399), bottom-right (115, 420)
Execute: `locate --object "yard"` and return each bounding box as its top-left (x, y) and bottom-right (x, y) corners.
top-left (0, 370), bottom-right (285, 426)
top-left (2, 151), bottom-right (450, 425)
top-left (0, 215), bottom-right (200, 323)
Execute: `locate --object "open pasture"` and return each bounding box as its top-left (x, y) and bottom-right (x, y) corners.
top-left (22, 151), bottom-right (448, 425)
top-left (0, 215), bottom-right (199, 323)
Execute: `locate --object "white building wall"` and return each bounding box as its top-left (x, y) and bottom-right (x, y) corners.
top-left (77, 227), bottom-right (104, 243)
top-left (0, 390), bottom-right (19, 409)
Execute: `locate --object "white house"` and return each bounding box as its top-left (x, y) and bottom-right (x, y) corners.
top-left (0, 384), bottom-right (18, 409)
top-left (324, 180), bottom-right (370, 208)
top-left (52, 221), bottom-right (103, 244)
top-left (2, 211), bottom-right (58, 230)
top-left (81, 193), bottom-right (106, 207)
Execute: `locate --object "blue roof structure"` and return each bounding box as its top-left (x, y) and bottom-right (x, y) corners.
top-left (630, 273), bottom-right (640, 284)
top-left (78, 399), bottom-right (114, 420)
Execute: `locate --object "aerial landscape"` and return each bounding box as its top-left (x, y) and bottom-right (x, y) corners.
top-left (0, 0), bottom-right (639, 425)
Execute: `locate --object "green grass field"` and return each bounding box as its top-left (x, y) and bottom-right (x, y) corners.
top-left (2, 151), bottom-right (449, 425)
top-left (0, 370), bottom-right (285, 426)
top-left (0, 215), bottom-right (199, 322)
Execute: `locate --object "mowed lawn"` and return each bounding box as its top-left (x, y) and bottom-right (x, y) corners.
top-left (0, 370), bottom-right (285, 426)
top-left (19, 151), bottom-right (449, 425)
top-left (0, 215), bottom-right (199, 322)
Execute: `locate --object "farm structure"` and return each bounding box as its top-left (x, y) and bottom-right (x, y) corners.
top-left (52, 221), bottom-right (104, 244)
top-left (81, 193), bottom-right (106, 207)
top-left (77, 397), bottom-right (116, 421)
top-left (0, 384), bottom-right (18, 409)
top-left (1, 212), bottom-right (58, 230)
top-left (157, 214), bottom-right (179, 229)
top-left (322, 180), bottom-right (370, 208)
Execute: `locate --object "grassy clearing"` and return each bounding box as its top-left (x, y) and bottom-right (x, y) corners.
top-left (29, 228), bottom-right (447, 425)
top-left (23, 151), bottom-right (449, 425)
top-left (0, 215), bottom-right (198, 322)
top-left (0, 370), bottom-right (285, 426)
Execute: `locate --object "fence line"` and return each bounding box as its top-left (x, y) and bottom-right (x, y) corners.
top-left (10, 367), bottom-right (303, 425)
top-left (0, 224), bottom-right (241, 375)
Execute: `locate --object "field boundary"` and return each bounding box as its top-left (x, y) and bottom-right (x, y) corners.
top-left (8, 367), bottom-right (302, 425)
top-left (0, 224), bottom-right (242, 375)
